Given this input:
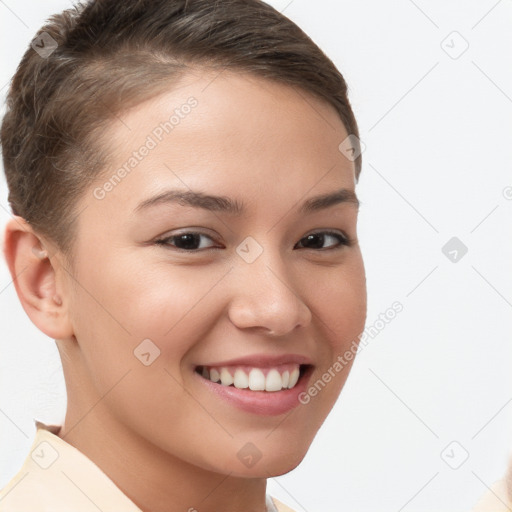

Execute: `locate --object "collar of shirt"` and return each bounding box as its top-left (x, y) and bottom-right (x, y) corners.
top-left (0, 420), bottom-right (296, 512)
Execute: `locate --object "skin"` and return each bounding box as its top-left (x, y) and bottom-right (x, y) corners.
top-left (4, 68), bottom-right (367, 512)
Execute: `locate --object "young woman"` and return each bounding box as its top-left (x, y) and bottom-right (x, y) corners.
top-left (0, 1), bottom-right (367, 510)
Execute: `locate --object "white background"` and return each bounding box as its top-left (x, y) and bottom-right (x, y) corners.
top-left (1, 1), bottom-right (511, 511)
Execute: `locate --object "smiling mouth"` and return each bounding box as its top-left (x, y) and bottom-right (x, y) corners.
top-left (194, 364), bottom-right (312, 392)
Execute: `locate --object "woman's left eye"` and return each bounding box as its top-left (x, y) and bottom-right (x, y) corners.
top-left (295, 231), bottom-right (352, 251)
top-left (154, 230), bottom-right (352, 252)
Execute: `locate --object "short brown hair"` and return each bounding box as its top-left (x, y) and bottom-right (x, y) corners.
top-left (1, 0), bottom-right (362, 264)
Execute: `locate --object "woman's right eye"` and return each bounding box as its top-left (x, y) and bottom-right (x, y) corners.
top-left (154, 232), bottom-right (218, 252)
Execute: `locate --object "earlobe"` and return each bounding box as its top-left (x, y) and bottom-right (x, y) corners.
top-left (3, 215), bottom-right (74, 340)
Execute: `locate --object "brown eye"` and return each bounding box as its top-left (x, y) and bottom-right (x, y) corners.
top-left (295, 231), bottom-right (351, 250)
top-left (155, 232), bottom-right (218, 251)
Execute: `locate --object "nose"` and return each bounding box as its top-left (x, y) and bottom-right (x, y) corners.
top-left (227, 246), bottom-right (312, 337)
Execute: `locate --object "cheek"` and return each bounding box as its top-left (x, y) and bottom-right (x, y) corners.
top-left (311, 256), bottom-right (367, 349)
top-left (297, 261), bottom-right (366, 429)
top-left (69, 260), bottom-right (226, 377)
top-left (67, 261), bottom-right (207, 425)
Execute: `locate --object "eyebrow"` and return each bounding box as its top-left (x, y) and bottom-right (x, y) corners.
top-left (134, 187), bottom-right (359, 215)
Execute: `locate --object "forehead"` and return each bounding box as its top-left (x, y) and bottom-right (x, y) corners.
top-left (102, 67), bottom-right (351, 161)
top-left (87, 69), bottom-right (356, 220)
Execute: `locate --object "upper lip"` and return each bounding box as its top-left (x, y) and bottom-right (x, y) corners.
top-left (196, 353), bottom-right (313, 368)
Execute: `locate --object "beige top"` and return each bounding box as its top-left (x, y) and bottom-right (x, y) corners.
top-left (470, 464), bottom-right (512, 512)
top-left (0, 421), bottom-right (296, 512)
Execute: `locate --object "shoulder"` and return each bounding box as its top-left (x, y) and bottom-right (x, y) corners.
top-left (0, 460), bottom-right (48, 511)
top-left (0, 421), bottom-right (142, 512)
top-left (271, 495), bottom-right (298, 512)
top-left (0, 422), bottom-right (68, 510)
top-left (470, 468), bottom-right (512, 512)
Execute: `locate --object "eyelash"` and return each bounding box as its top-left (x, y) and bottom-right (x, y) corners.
top-left (154, 230), bottom-right (354, 253)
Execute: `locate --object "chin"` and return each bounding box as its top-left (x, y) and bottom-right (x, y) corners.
top-left (247, 446), bottom-right (309, 478)
top-left (264, 453), bottom-right (307, 477)
top-left (201, 443), bottom-right (309, 479)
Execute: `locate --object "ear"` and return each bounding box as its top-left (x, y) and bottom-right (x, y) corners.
top-left (3, 215), bottom-right (74, 340)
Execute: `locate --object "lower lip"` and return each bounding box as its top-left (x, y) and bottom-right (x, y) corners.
top-left (194, 366), bottom-right (313, 416)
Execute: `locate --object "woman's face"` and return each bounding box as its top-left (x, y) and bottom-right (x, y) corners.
top-left (61, 68), bottom-right (367, 477)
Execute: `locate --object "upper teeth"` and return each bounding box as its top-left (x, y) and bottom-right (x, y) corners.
top-left (201, 365), bottom-right (301, 391)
